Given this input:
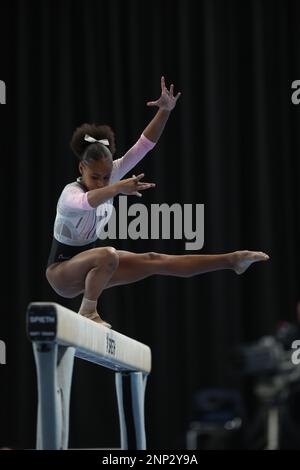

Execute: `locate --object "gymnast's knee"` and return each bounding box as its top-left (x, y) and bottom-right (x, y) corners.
top-left (94, 247), bottom-right (119, 272)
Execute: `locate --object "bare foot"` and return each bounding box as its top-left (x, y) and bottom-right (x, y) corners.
top-left (229, 250), bottom-right (269, 274)
top-left (79, 311), bottom-right (112, 328)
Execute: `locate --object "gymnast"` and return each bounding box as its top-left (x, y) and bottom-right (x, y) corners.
top-left (46, 77), bottom-right (269, 328)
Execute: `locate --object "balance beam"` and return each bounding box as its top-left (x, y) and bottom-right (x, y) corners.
top-left (26, 302), bottom-right (152, 450)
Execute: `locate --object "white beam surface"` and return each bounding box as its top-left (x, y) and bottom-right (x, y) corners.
top-left (27, 302), bottom-right (151, 373)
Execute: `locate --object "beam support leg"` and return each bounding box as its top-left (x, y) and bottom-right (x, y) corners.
top-left (33, 342), bottom-right (75, 449)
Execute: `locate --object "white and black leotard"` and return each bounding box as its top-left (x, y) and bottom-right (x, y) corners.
top-left (47, 134), bottom-right (155, 267)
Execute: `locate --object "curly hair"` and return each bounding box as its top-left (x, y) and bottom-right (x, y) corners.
top-left (70, 123), bottom-right (116, 161)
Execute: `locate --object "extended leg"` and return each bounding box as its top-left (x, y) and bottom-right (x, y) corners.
top-left (106, 250), bottom-right (269, 288)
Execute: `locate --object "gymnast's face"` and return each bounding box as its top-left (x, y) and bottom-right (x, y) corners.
top-left (79, 159), bottom-right (113, 191)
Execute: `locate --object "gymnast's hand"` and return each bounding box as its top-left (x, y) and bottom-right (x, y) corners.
top-left (146, 76), bottom-right (181, 111)
top-left (116, 173), bottom-right (156, 198)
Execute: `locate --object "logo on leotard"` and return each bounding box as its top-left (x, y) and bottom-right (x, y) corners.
top-left (58, 254), bottom-right (70, 260)
top-left (0, 81), bottom-right (6, 104)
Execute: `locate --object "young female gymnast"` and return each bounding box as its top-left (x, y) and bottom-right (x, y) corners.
top-left (46, 77), bottom-right (269, 328)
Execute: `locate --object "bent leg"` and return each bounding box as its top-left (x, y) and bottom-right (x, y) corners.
top-left (46, 247), bottom-right (119, 326)
top-left (46, 247), bottom-right (119, 298)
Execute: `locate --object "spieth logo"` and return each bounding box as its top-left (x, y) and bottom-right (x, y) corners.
top-left (30, 315), bottom-right (55, 323)
top-left (0, 80), bottom-right (6, 104)
top-left (106, 334), bottom-right (116, 356)
top-left (0, 340), bottom-right (6, 364)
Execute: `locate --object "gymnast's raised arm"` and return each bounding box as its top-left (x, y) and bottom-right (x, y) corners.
top-left (143, 76), bottom-right (181, 142)
top-left (112, 77), bottom-right (181, 181)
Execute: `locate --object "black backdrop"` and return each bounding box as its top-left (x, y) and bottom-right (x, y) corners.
top-left (1, 0), bottom-right (300, 450)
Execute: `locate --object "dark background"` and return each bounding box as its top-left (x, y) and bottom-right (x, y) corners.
top-left (1, 0), bottom-right (300, 450)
